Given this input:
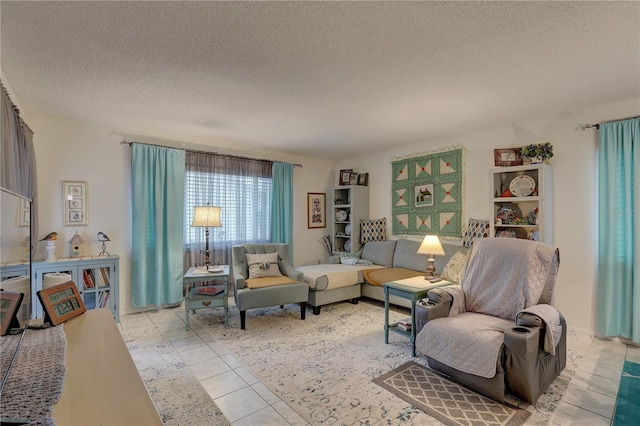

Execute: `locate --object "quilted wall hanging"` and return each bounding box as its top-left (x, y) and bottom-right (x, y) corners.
top-left (391, 148), bottom-right (464, 238)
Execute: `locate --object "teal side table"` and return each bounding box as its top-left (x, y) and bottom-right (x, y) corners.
top-left (183, 266), bottom-right (229, 330)
top-left (383, 277), bottom-right (452, 357)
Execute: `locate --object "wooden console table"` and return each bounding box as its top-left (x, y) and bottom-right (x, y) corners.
top-left (51, 308), bottom-right (162, 425)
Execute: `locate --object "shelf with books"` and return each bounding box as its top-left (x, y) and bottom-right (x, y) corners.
top-left (32, 256), bottom-right (120, 321)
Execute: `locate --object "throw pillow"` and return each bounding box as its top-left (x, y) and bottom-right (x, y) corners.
top-left (462, 218), bottom-right (490, 248)
top-left (339, 252), bottom-right (373, 266)
top-left (360, 218), bottom-right (387, 244)
top-left (441, 251), bottom-right (467, 283)
top-left (246, 252), bottom-right (282, 279)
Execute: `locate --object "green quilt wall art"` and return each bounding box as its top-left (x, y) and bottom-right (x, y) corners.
top-left (391, 148), bottom-right (464, 238)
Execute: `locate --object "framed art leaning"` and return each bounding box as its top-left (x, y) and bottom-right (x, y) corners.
top-left (63, 181), bottom-right (89, 226)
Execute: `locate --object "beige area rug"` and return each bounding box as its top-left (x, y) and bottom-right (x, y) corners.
top-left (373, 361), bottom-right (530, 426)
top-left (120, 325), bottom-right (230, 425)
top-left (192, 299), bottom-right (591, 425)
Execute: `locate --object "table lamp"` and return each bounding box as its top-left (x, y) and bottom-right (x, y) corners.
top-left (191, 204), bottom-right (222, 270)
top-left (417, 235), bottom-right (445, 280)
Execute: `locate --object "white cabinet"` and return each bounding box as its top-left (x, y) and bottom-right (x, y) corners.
top-left (489, 164), bottom-right (553, 244)
top-left (332, 186), bottom-right (369, 254)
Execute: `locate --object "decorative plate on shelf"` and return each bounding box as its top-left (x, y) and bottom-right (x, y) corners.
top-left (509, 175), bottom-right (536, 197)
top-left (344, 240), bottom-right (352, 251)
top-left (336, 210), bottom-right (347, 221)
top-left (496, 229), bottom-right (517, 238)
top-left (345, 224), bottom-right (352, 235)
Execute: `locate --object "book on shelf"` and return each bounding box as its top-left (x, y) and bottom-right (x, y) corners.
top-left (83, 269), bottom-right (94, 288)
top-left (97, 291), bottom-right (110, 308)
top-left (99, 267), bottom-right (110, 286)
top-left (397, 319), bottom-right (412, 331)
top-left (194, 286), bottom-right (225, 296)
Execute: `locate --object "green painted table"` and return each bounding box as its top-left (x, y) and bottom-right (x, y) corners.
top-left (383, 276), bottom-right (452, 356)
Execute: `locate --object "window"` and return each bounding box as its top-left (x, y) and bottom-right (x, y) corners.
top-left (183, 153), bottom-right (272, 267)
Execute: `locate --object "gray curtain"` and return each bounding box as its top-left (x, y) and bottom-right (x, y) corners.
top-left (183, 152), bottom-right (272, 272)
top-left (1, 83), bottom-right (38, 256)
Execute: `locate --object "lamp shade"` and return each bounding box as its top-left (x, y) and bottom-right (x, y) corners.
top-left (191, 206), bottom-right (222, 228)
top-left (417, 235), bottom-right (445, 256)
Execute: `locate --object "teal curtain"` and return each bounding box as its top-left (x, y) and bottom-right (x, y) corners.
top-left (131, 144), bottom-right (186, 308)
top-left (597, 118), bottom-right (640, 343)
top-left (271, 162), bottom-right (294, 260)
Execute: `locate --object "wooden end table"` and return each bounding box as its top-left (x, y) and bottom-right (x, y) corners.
top-left (383, 276), bottom-right (452, 356)
top-left (183, 265), bottom-right (229, 330)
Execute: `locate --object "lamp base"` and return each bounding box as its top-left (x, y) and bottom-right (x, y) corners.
top-left (424, 256), bottom-right (436, 280)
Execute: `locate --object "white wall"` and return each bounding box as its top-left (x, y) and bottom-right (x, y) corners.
top-left (21, 113), bottom-right (333, 315)
top-left (334, 97), bottom-right (640, 332)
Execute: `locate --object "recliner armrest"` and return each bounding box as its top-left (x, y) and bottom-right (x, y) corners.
top-left (415, 288), bottom-right (453, 333)
top-left (234, 275), bottom-right (247, 290)
top-left (504, 325), bottom-right (541, 356)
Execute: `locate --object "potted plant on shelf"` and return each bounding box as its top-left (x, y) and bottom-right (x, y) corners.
top-left (521, 142), bottom-right (554, 164)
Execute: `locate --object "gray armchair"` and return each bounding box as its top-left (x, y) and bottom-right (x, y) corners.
top-left (415, 238), bottom-right (565, 404)
top-left (231, 243), bottom-right (308, 330)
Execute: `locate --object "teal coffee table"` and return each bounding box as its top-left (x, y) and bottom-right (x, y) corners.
top-left (383, 276), bottom-right (452, 356)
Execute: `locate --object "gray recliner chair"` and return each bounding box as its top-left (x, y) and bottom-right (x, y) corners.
top-left (415, 238), bottom-right (566, 404)
top-left (231, 243), bottom-right (308, 330)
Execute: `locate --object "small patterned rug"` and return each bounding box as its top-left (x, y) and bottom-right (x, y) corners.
top-left (613, 360), bottom-right (640, 425)
top-left (373, 361), bottom-right (530, 426)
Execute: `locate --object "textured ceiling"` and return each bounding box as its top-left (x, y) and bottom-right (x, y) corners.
top-left (1, 1), bottom-right (639, 160)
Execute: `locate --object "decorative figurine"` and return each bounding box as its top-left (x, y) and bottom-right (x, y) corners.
top-left (68, 230), bottom-right (85, 258)
top-left (97, 232), bottom-right (111, 256)
top-left (40, 232), bottom-right (58, 261)
top-left (20, 236), bottom-right (30, 261)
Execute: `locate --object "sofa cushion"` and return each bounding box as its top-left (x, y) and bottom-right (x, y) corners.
top-left (246, 252), bottom-right (282, 278)
top-left (360, 218), bottom-right (387, 244)
top-left (392, 239), bottom-right (428, 271)
top-left (441, 251), bottom-right (468, 283)
top-left (245, 276), bottom-right (298, 289)
top-left (361, 240), bottom-right (397, 267)
top-left (362, 267), bottom-right (423, 286)
top-left (434, 243), bottom-right (469, 273)
top-left (462, 218), bottom-right (490, 247)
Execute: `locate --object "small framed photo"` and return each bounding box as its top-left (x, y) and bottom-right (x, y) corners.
top-left (307, 193), bottom-right (326, 229)
top-left (357, 173), bottom-right (369, 186)
top-left (349, 172), bottom-right (358, 185)
top-left (494, 148), bottom-right (523, 167)
top-left (63, 181), bottom-right (89, 226)
top-left (339, 169), bottom-right (353, 186)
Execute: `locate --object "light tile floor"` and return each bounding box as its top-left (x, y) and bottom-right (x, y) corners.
top-left (120, 306), bottom-right (638, 426)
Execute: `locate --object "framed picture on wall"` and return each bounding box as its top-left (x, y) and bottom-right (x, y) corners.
top-left (63, 181), bottom-right (89, 226)
top-left (307, 193), bottom-right (326, 229)
top-left (17, 198), bottom-right (30, 227)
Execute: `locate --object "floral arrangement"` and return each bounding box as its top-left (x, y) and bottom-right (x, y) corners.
top-left (521, 142), bottom-right (554, 162)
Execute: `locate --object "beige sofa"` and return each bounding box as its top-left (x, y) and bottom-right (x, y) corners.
top-left (298, 239), bottom-right (468, 314)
